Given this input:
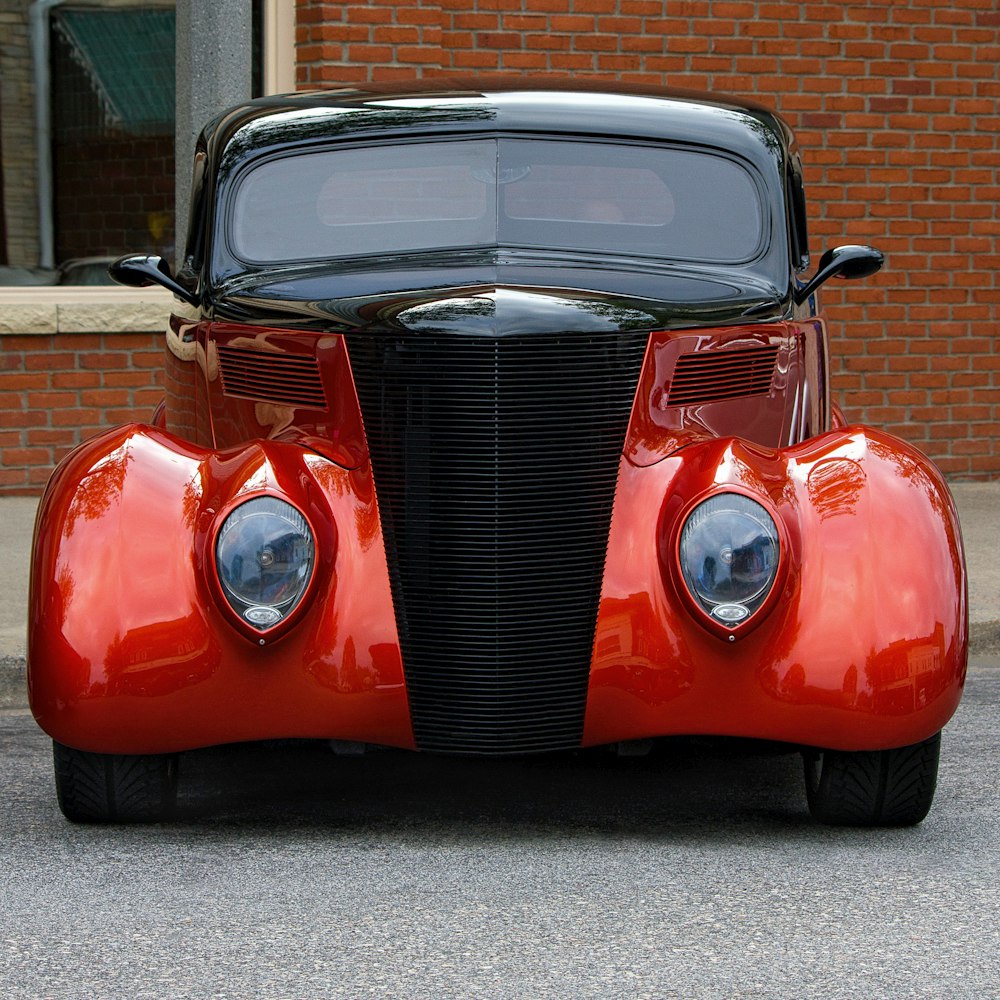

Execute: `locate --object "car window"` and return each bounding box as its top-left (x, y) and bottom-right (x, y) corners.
top-left (228, 138), bottom-right (765, 265)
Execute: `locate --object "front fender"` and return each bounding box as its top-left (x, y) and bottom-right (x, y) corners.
top-left (28, 424), bottom-right (412, 754)
top-left (585, 426), bottom-right (967, 750)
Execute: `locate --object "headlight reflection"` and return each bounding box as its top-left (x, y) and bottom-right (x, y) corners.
top-left (215, 496), bottom-right (315, 630)
top-left (679, 493), bottom-right (779, 627)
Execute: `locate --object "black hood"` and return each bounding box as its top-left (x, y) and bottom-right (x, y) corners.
top-left (212, 255), bottom-right (788, 335)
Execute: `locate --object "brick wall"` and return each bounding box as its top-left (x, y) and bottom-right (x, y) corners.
top-left (0, 332), bottom-right (163, 493)
top-left (0, 287), bottom-right (169, 496)
top-left (296, 0), bottom-right (1000, 479)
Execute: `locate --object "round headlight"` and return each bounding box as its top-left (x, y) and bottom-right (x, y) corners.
top-left (216, 497), bottom-right (315, 630)
top-left (679, 493), bottom-right (779, 627)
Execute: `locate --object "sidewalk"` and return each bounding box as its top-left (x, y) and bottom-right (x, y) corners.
top-left (2, 484), bottom-right (998, 708)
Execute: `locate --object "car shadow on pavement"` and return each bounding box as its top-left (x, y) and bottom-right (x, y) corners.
top-left (172, 737), bottom-right (813, 836)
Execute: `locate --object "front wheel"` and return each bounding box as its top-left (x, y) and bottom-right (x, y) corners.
top-left (53, 741), bottom-right (178, 823)
top-left (803, 732), bottom-right (941, 826)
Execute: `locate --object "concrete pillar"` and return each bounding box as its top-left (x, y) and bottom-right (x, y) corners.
top-left (175, 0), bottom-right (252, 268)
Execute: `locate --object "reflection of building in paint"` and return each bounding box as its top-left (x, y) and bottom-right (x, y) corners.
top-left (104, 617), bottom-right (215, 698)
top-left (594, 597), bottom-right (648, 662)
top-left (592, 595), bottom-right (693, 705)
top-left (807, 457), bottom-right (866, 520)
top-left (307, 640), bottom-right (400, 694)
top-left (766, 623), bottom-right (949, 714)
top-left (871, 623), bottom-right (947, 715)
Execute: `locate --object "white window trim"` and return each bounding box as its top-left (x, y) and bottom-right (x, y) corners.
top-left (262, 0), bottom-right (296, 96)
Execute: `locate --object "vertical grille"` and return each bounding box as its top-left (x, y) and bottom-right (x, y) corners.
top-left (347, 331), bottom-right (648, 754)
top-left (666, 344), bottom-right (779, 406)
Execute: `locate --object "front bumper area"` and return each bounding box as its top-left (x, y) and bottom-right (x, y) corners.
top-left (28, 423), bottom-right (966, 755)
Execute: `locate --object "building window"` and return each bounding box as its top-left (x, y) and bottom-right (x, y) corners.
top-left (0, 0), bottom-right (289, 288)
top-left (50, 4), bottom-right (177, 273)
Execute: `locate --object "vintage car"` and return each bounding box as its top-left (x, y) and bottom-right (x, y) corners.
top-left (28, 81), bottom-right (967, 825)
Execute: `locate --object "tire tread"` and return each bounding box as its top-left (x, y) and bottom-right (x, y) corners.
top-left (53, 742), bottom-right (178, 823)
top-left (804, 732), bottom-right (940, 827)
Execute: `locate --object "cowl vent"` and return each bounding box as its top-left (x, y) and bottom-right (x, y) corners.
top-left (666, 344), bottom-right (779, 407)
top-left (217, 344), bottom-right (327, 410)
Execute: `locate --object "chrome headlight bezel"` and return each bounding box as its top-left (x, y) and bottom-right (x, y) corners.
top-left (673, 489), bottom-right (786, 640)
top-left (211, 494), bottom-right (317, 640)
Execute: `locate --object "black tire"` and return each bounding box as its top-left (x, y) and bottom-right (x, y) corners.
top-left (803, 731), bottom-right (940, 827)
top-left (53, 741), bottom-right (178, 823)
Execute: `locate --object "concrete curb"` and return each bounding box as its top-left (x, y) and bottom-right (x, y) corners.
top-left (970, 622), bottom-right (1000, 659)
top-left (0, 658), bottom-right (26, 710)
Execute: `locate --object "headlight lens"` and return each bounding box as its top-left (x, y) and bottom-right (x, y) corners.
top-left (679, 493), bottom-right (779, 626)
top-left (216, 497), bottom-right (315, 630)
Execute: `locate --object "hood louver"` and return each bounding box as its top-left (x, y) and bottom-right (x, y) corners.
top-left (666, 344), bottom-right (779, 407)
top-left (217, 344), bottom-right (327, 410)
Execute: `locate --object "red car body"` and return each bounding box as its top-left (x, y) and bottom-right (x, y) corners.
top-left (28, 82), bottom-right (966, 823)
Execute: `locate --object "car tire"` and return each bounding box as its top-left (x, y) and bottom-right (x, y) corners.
top-left (53, 741), bottom-right (178, 823)
top-left (803, 731), bottom-right (940, 826)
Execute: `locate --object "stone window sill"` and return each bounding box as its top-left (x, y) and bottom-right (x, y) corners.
top-left (0, 287), bottom-right (176, 335)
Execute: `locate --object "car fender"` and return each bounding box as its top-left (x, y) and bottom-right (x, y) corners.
top-left (585, 425), bottom-right (968, 750)
top-left (28, 424), bottom-right (413, 754)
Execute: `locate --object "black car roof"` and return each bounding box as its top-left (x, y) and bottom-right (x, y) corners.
top-left (184, 81), bottom-right (797, 321)
top-left (203, 79), bottom-right (793, 169)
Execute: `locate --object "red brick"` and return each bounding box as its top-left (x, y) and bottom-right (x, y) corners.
top-left (51, 372), bottom-right (101, 389)
top-left (26, 353), bottom-right (76, 371)
top-left (0, 373), bottom-right (49, 391)
top-left (51, 409), bottom-right (101, 427)
top-left (81, 389), bottom-right (131, 407)
top-left (0, 469), bottom-right (29, 488)
top-left (3, 448), bottom-right (51, 467)
top-left (80, 353), bottom-right (128, 371)
top-left (26, 429), bottom-right (77, 447)
top-left (28, 466), bottom-right (55, 486)
top-left (347, 44), bottom-right (394, 62)
top-left (26, 392), bottom-right (78, 409)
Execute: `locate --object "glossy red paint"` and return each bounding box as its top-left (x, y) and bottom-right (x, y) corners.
top-left (28, 312), bottom-right (965, 757)
top-left (28, 424), bottom-right (413, 755)
top-left (203, 323), bottom-right (368, 470)
top-left (585, 426), bottom-right (967, 752)
top-left (625, 322), bottom-right (829, 465)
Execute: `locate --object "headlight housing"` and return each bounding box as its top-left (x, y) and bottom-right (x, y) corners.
top-left (678, 493), bottom-right (780, 630)
top-left (215, 496), bottom-right (315, 631)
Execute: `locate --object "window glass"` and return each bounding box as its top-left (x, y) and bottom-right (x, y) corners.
top-left (0, 1), bottom-right (266, 285)
top-left (233, 141), bottom-right (496, 260)
top-left (228, 138), bottom-right (765, 265)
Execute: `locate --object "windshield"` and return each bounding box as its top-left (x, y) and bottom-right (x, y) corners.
top-left (228, 138), bottom-right (765, 265)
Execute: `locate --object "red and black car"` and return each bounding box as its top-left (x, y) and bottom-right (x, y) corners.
top-left (29, 81), bottom-right (966, 824)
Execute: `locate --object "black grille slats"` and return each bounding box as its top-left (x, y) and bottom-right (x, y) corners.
top-left (666, 344), bottom-right (779, 406)
top-left (347, 331), bottom-right (648, 754)
top-left (217, 344), bottom-right (327, 409)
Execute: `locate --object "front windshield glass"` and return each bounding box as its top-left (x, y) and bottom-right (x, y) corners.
top-left (228, 137), bottom-right (765, 265)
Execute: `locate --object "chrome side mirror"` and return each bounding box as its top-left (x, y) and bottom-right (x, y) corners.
top-left (793, 245), bottom-right (884, 306)
top-left (108, 254), bottom-right (200, 307)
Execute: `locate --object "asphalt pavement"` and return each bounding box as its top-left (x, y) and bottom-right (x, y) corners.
top-left (1, 482), bottom-right (998, 707)
top-left (1, 668), bottom-right (999, 997)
